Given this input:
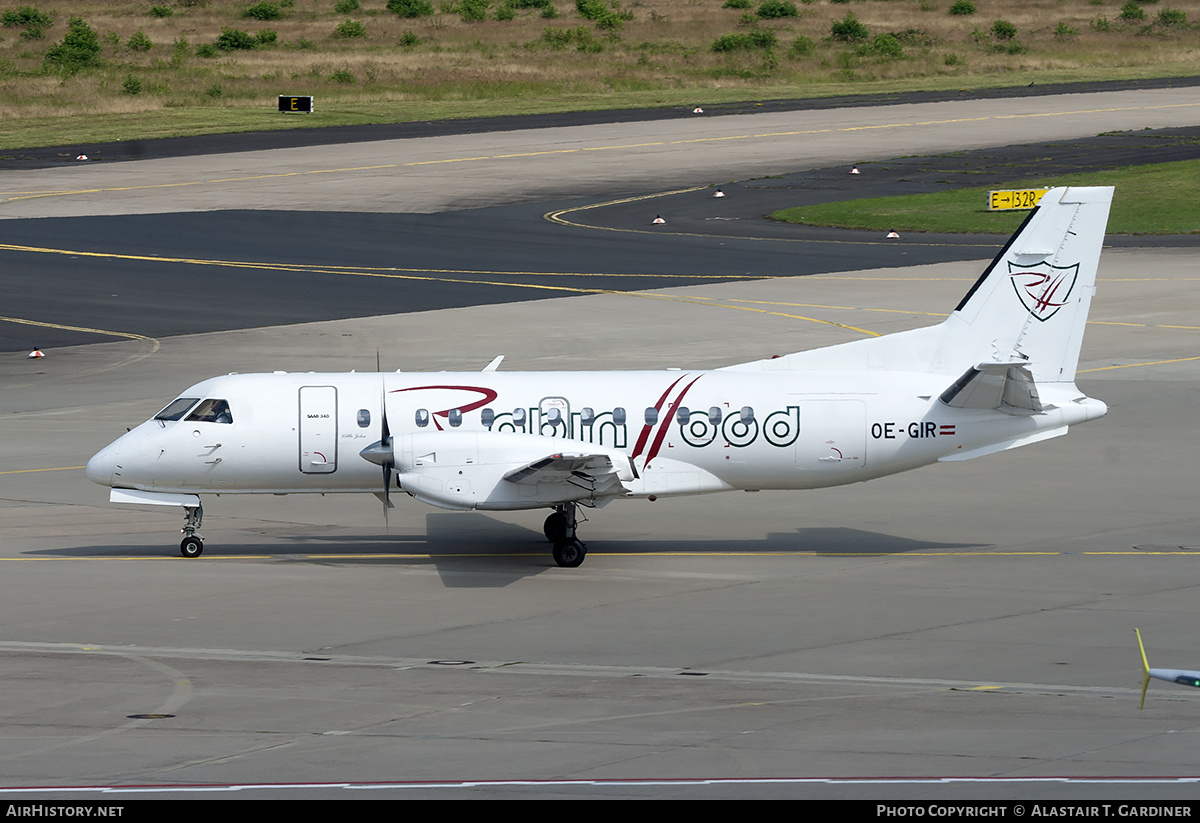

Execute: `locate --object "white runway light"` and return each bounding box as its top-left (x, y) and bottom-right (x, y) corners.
top-left (27, 348), bottom-right (45, 359)
top-left (652, 215), bottom-right (666, 224)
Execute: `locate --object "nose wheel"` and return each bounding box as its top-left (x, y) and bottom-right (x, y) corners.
top-left (545, 503), bottom-right (587, 568)
top-left (180, 504), bottom-right (204, 558)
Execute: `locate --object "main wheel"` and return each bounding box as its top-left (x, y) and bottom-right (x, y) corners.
top-left (180, 536), bottom-right (204, 558)
top-left (543, 511), bottom-right (569, 543)
top-left (552, 538), bottom-right (586, 568)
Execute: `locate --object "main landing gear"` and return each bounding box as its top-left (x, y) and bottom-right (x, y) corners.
top-left (180, 504), bottom-right (204, 558)
top-left (544, 502), bottom-right (586, 568)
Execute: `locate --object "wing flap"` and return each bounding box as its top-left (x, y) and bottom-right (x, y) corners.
top-left (503, 452), bottom-right (633, 497)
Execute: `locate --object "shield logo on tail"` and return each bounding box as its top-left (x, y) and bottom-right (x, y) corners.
top-left (1008, 261), bottom-right (1079, 322)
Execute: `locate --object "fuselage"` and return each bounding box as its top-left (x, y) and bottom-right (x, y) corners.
top-left (86, 368), bottom-right (1101, 510)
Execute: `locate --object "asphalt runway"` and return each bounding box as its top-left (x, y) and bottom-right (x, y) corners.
top-left (2, 88), bottom-right (1200, 800)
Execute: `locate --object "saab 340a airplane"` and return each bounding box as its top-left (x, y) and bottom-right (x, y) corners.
top-left (86, 186), bottom-right (1112, 567)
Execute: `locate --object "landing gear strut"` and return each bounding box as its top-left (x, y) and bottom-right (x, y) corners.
top-left (180, 504), bottom-right (204, 558)
top-left (545, 503), bottom-right (586, 568)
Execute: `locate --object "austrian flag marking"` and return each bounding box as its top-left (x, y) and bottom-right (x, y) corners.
top-left (1008, 261), bottom-right (1080, 322)
top-left (939, 424), bottom-right (956, 436)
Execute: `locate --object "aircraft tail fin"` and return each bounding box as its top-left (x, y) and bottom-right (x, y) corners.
top-left (724, 187), bottom-right (1112, 380)
top-left (941, 186), bottom-right (1113, 385)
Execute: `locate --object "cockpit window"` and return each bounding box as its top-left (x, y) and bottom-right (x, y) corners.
top-left (185, 399), bottom-right (233, 424)
top-left (154, 397), bottom-right (200, 422)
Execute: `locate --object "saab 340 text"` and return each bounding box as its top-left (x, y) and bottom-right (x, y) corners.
top-left (87, 186), bottom-right (1113, 566)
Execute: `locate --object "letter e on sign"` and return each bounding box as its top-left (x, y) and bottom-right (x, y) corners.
top-left (278, 95), bottom-right (314, 114)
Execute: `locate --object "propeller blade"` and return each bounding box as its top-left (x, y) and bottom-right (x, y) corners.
top-left (380, 377), bottom-right (393, 526)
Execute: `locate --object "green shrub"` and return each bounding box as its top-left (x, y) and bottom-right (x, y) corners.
top-left (786, 34), bottom-right (813, 57)
top-left (387, 0), bottom-right (434, 16)
top-left (458, 0), bottom-right (490, 21)
top-left (509, 0), bottom-right (551, 7)
top-left (195, 42), bottom-right (218, 57)
top-left (148, 5), bottom-right (173, 17)
top-left (947, 0), bottom-right (974, 14)
top-left (215, 26), bottom-right (256, 50)
top-left (575, 0), bottom-right (628, 30)
top-left (255, 28), bottom-right (276, 44)
top-left (990, 19), bottom-right (1016, 40)
top-left (244, 2), bottom-right (283, 20)
top-left (871, 32), bottom-right (903, 57)
top-left (1092, 15), bottom-right (1111, 31)
top-left (944, 51), bottom-right (963, 65)
top-left (127, 29), bottom-right (152, 51)
top-left (121, 74), bottom-right (142, 94)
top-left (830, 11), bottom-right (868, 42)
top-left (1, 5), bottom-right (51, 27)
top-left (755, 0), bottom-right (797, 19)
top-left (1156, 7), bottom-right (1186, 26)
top-left (540, 4), bottom-right (558, 17)
top-left (333, 18), bottom-right (366, 36)
top-left (204, 83), bottom-right (222, 98)
top-left (333, 0), bottom-right (360, 11)
top-left (1118, 0), bottom-right (1145, 21)
top-left (331, 68), bottom-right (355, 83)
top-left (2, 5), bottom-right (51, 37)
top-left (712, 32), bottom-right (750, 51)
top-left (712, 28), bottom-right (775, 51)
top-left (538, 24), bottom-right (602, 50)
top-left (398, 29), bottom-right (420, 45)
top-left (44, 17), bottom-right (101, 72)
top-left (495, 3), bottom-right (514, 19)
top-left (1053, 21), bottom-right (1078, 38)
top-left (723, 0), bottom-right (751, 8)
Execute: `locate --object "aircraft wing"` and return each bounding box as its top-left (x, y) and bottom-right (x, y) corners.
top-left (503, 452), bottom-right (633, 498)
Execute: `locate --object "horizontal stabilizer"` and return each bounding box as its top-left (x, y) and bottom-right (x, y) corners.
top-left (938, 426), bottom-right (1068, 462)
top-left (939, 362), bottom-right (1043, 413)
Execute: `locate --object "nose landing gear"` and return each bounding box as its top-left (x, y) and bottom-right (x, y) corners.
top-left (180, 504), bottom-right (204, 558)
top-left (544, 502), bottom-right (586, 568)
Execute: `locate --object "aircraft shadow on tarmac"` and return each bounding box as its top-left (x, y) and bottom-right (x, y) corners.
top-left (42, 516), bottom-right (986, 582)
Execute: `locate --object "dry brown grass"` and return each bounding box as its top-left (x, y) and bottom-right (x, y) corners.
top-left (0, 0), bottom-right (1197, 138)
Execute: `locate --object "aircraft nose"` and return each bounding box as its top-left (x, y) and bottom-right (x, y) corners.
top-left (85, 441), bottom-right (120, 487)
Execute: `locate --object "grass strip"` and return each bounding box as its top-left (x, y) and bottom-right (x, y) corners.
top-left (769, 160), bottom-right (1200, 235)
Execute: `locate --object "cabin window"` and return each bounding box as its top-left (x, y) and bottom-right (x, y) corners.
top-left (357, 409), bottom-right (371, 428)
top-left (155, 397), bottom-right (200, 422)
top-left (613, 407), bottom-right (626, 426)
top-left (415, 408), bottom-right (429, 428)
top-left (708, 406), bottom-right (722, 425)
top-left (448, 408), bottom-right (462, 427)
top-left (580, 407), bottom-right (595, 427)
top-left (644, 407), bottom-right (658, 425)
top-left (545, 407), bottom-right (562, 425)
top-left (481, 408), bottom-right (495, 428)
top-left (513, 408), bottom-right (527, 425)
top-left (740, 407), bottom-right (754, 424)
top-left (186, 399), bottom-right (233, 424)
top-left (676, 407), bottom-right (690, 424)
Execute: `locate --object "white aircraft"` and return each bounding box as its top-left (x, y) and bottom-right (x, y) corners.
top-left (1136, 629), bottom-right (1200, 710)
top-left (86, 186), bottom-right (1112, 567)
